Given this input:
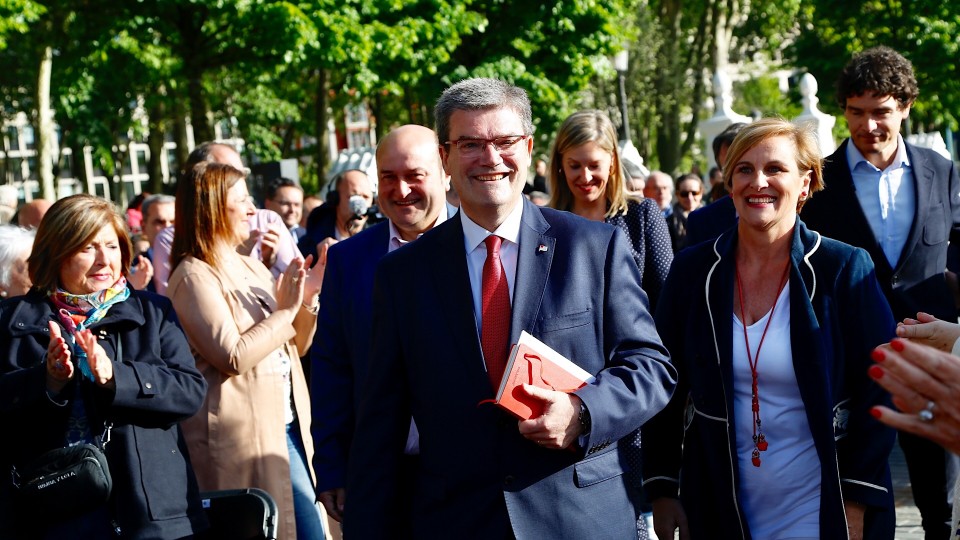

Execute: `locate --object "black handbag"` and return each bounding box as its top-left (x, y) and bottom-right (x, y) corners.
top-left (10, 423), bottom-right (113, 520)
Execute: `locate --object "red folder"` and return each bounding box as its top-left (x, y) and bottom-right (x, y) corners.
top-left (493, 331), bottom-right (596, 420)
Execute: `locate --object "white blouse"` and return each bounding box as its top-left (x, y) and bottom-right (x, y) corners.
top-left (732, 282), bottom-right (822, 539)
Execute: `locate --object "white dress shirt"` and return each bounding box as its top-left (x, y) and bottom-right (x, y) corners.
top-left (387, 205), bottom-right (450, 252)
top-left (847, 135), bottom-right (915, 268)
top-left (460, 200), bottom-right (523, 373)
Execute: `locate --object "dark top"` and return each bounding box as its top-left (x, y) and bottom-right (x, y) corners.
top-left (0, 289), bottom-right (208, 539)
top-left (685, 195), bottom-right (737, 248)
top-left (801, 139), bottom-right (960, 323)
top-left (643, 219), bottom-right (896, 539)
top-left (606, 198), bottom-right (673, 310)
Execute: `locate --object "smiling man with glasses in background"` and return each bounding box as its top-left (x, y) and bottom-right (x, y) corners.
top-left (345, 78), bottom-right (677, 539)
top-left (666, 173), bottom-right (705, 252)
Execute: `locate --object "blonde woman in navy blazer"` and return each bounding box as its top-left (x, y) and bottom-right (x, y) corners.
top-left (643, 119), bottom-right (896, 539)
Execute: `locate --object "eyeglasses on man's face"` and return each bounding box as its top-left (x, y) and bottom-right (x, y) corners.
top-left (445, 135), bottom-right (528, 158)
top-left (679, 190), bottom-right (701, 198)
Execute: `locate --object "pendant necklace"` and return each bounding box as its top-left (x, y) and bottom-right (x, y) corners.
top-left (735, 258), bottom-right (790, 467)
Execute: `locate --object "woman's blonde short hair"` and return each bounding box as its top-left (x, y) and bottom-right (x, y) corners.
top-left (548, 110), bottom-right (637, 218)
top-left (722, 117), bottom-right (824, 211)
top-left (171, 161), bottom-right (246, 272)
top-left (29, 194), bottom-right (132, 294)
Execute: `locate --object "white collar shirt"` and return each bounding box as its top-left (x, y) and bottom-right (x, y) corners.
top-left (461, 200), bottom-right (523, 358)
top-left (846, 135), bottom-right (915, 267)
top-left (387, 204), bottom-right (450, 253)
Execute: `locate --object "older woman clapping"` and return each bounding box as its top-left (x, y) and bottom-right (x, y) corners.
top-left (0, 194), bottom-right (208, 539)
top-left (168, 162), bottom-right (327, 540)
top-left (643, 118), bottom-right (897, 539)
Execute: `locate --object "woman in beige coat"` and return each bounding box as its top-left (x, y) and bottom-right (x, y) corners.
top-left (167, 162), bottom-right (326, 540)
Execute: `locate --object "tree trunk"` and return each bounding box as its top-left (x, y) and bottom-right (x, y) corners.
top-left (147, 99), bottom-right (166, 194)
top-left (186, 68), bottom-right (213, 144)
top-left (172, 97), bottom-right (190, 177)
top-left (315, 68), bottom-right (331, 188)
top-left (371, 93), bottom-right (383, 142)
top-left (36, 42), bottom-right (56, 200)
top-left (654, 0), bottom-right (683, 175)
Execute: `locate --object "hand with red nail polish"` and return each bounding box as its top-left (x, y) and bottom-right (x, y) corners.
top-left (869, 338), bottom-right (960, 455)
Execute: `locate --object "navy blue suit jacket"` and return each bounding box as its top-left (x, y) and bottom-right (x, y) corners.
top-left (310, 204), bottom-right (457, 493)
top-left (310, 221), bottom-right (389, 492)
top-left (685, 194), bottom-right (737, 248)
top-left (345, 199), bottom-right (676, 539)
top-left (298, 205), bottom-right (338, 260)
top-left (643, 220), bottom-right (895, 539)
top-left (801, 139), bottom-right (960, 322)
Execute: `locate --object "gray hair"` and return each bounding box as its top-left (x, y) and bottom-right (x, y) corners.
top-left (141, 194), bottom-right (176, 222)
top-left (0, 225), bottom-right (35, 287)
top-left (434, 78), bottom-right (534, 144)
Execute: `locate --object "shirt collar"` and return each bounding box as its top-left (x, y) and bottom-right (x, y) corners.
top-left (846, 134), bottom-right (911, 172)
top-left (461, 199), bottom-right (524, 253)
top-left (388, 204), bottom-right (451, 249)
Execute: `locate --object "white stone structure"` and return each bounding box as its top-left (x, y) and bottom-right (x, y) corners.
top-left (699, 69), bottom-right (752, 170)
top-left (792, 73), bottom-right (837, 156)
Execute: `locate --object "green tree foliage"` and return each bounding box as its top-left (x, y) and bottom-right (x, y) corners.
top-left (733, 77), bottom-right (801, 120)
top-left (789, 0), bottom-right (960, 132)
top-left (443, 0), bottom-right (630, 153)
top-left (624, 0), bottom-right (803, 175)
top-left (0, 0), bottom-right (670, 198)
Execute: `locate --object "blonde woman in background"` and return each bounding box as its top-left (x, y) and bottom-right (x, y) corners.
top-left (548, 109), bottom-right (673, 310)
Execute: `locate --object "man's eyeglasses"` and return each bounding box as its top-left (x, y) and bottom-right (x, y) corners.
top-left (445, 135), bottom-right (528, 157)
top-left (679, 190), bottom-right (701, 198)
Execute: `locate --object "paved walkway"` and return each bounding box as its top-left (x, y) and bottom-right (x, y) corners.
top-left (892, 438), bottom-right (927, 539)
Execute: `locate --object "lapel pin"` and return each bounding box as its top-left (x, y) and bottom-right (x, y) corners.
top-left (537, 244), bottom-right (548, 253)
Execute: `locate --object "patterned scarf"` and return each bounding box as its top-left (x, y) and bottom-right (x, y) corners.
top-left (49, 277), bottom-right (130, 381)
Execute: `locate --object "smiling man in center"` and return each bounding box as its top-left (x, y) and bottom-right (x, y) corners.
top-left (344, 78), bottom-right (677, 539)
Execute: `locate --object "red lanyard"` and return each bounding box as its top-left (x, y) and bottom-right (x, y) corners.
top-left (735, 260), bottom-right (790, 467)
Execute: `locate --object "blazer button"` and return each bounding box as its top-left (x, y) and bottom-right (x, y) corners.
top-left (503, 475), bottom-right (515, 487)
top-left (145, 382), bottom-right (153, 390)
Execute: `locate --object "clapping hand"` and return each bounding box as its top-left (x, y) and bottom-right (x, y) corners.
top-left (896, 312), bottom-right (960, 353)
top-left (45, 323), bottom-right (114, 390)
top-left (301, 241), bottom-right (333, 301)
top-left (276, 258), bottom-right (306, 312)
top-left (75, 328), bottom-right (114, 388)
top-left (46, 321), bottom-right (74, 392)
top-left (127, 255), bottom-right (154, 290)
top-left (256, 223), bottom-right (284, 269)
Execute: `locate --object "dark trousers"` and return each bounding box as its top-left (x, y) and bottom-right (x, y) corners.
top-left (900, 431), bottom-right (953, 540)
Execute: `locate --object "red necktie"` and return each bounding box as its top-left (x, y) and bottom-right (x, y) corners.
top-left (481, 235), bottom-right (511, 390)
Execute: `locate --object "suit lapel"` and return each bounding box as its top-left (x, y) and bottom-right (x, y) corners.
top-left (510, 200), bottom-right (553, 344)
top-left (826, 141), bottom-right (894, 276)
top-left (895, 144), bottom-right (933, 273)
top-left (430, 212), bottom-right (490, 389)
top-left (707, 234), bottom-right (735, 377)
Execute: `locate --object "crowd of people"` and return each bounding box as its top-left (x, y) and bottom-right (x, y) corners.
top-left (1, 44), bottom-right (960, 540)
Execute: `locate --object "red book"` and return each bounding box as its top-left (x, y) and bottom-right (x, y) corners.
top-left (493, 331), bottom-right (596, 420)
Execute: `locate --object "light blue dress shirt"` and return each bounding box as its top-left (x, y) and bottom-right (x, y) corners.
top-left (846, 135), bottom-right (915, 268)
